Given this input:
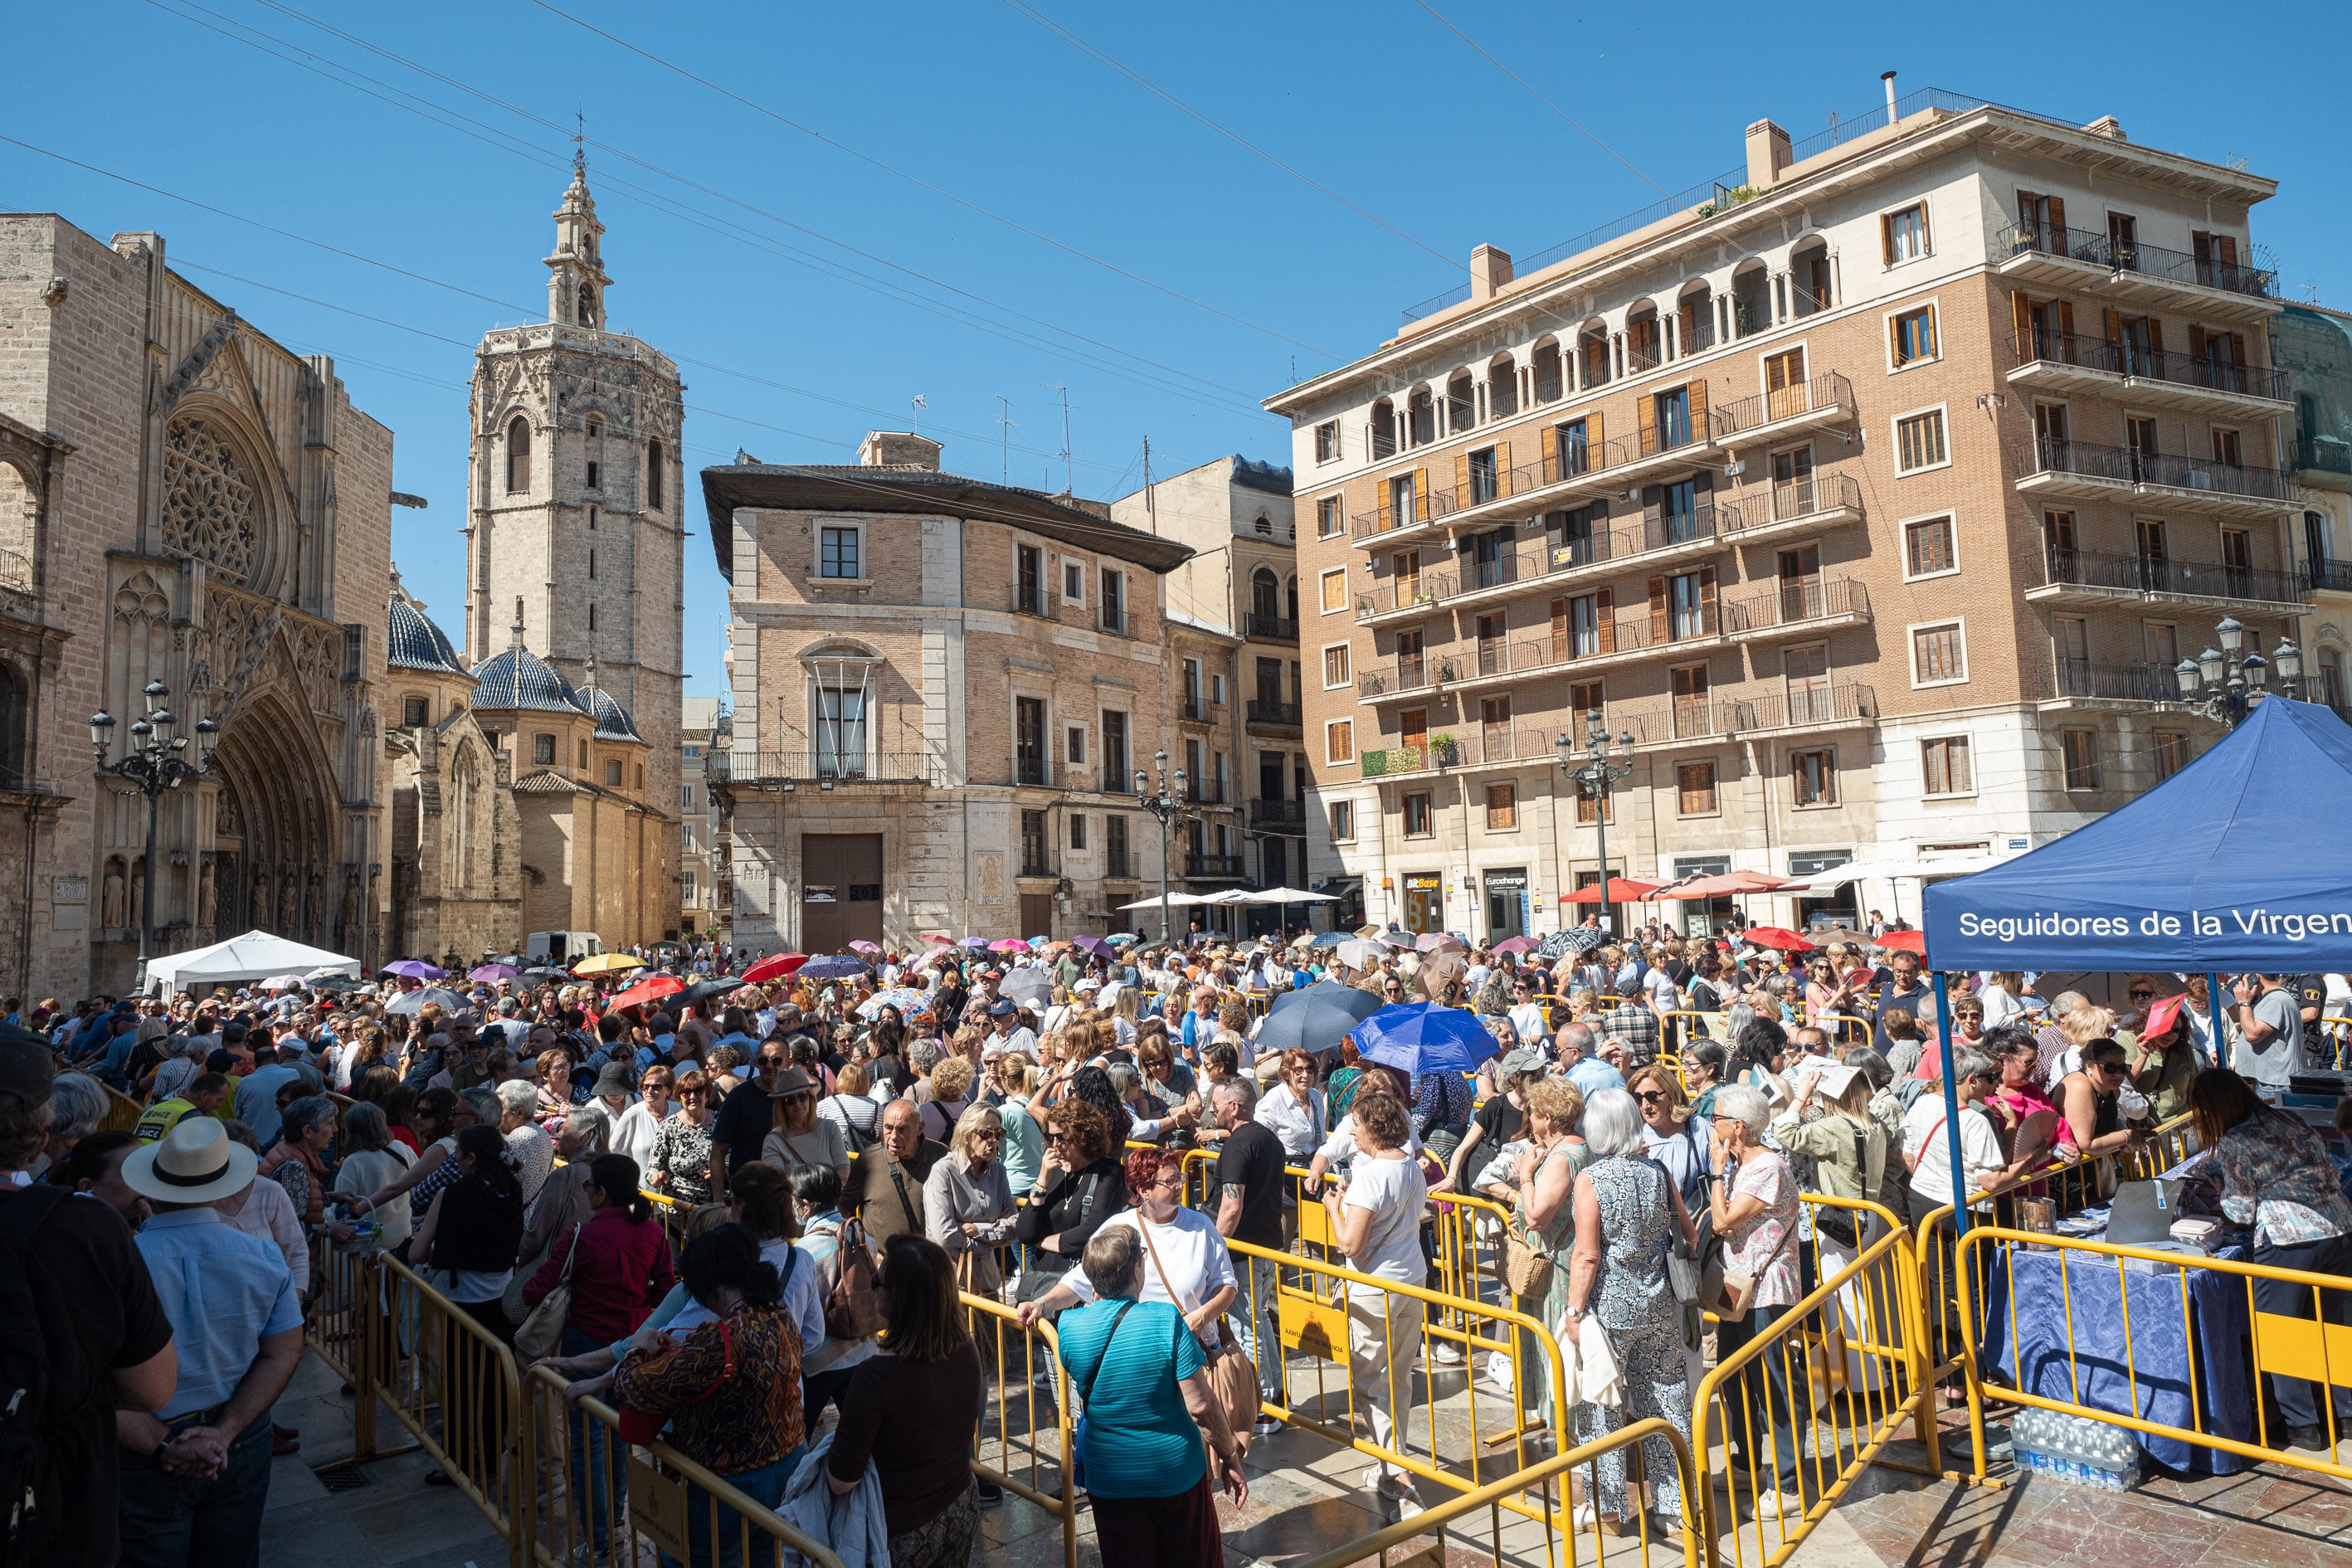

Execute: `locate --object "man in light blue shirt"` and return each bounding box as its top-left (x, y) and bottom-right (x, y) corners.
top-left (1555, 1021), bottom-right (1626, 1099)
top-left (231, 1046), bottom-right (301, 1148)
top-left (118, 1118), bottom-right (304, 1568)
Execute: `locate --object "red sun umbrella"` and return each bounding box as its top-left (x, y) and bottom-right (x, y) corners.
top-left (1493, 935), bottom-right (1539, 954)
top-left (1876, 928), bottom-right (1926, 954)
top-left (1561, 877), bottom-right (1663, 904)
top-left (920, 934), bottom-right (954, 945)
top-left (1657, 870), bottom-right (1793, 899)
top-left (987, 937), bottom-right (1032, 953)
top-left (1741, 926), bottom-right (1817, 952)
top-left (610, 973), bottom-right (687, 1012)
top-left (741, 952), bottom-right (808, 985)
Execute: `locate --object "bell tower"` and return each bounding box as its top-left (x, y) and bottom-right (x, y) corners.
top-left (464, 159), bottom-right (686, 937)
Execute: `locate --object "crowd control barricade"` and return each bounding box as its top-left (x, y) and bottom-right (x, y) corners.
top-left (1292, 1417), bottom-right (1704, 1568)
top-left (1691, 1198), bottom-right (1934, 1568)
top-left (375, 1255), bottom-right (531, 1568)
top-left (100, 1084), bottom-right (144, 1132)
top-left (521, 1364), bottom-right (847, 1568)
top-left (1955, 1225), bottom-right (2352, 1488)
top-left (960, 1291), bottom-right (1079, 1568)
top-left (1816, 1013), bottom-right (1876, 1049)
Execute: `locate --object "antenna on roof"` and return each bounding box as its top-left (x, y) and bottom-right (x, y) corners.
top-left (996, 396), bottom-right (1016, 485)
top-left (911, 393), bottom-right (928, 436)
top-left (1048, 382), bottom-right (1073, 494)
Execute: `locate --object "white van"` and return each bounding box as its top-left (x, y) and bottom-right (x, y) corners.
top-left (526, 930), bottom-right (605, 968)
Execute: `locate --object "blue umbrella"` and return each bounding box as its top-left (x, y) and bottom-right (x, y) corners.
top-left (1351, 1001), bottom-right (1502, 1077)
top-left (1305, 931), bottom-right (1351, 949)
top-left (798, 955), bottom-right (869, 981)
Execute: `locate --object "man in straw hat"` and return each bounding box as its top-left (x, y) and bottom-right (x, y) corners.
top-left (114, 1115), bottom-right (304, 1566)
top-left (0, 1027), bottom-right (178, 1568)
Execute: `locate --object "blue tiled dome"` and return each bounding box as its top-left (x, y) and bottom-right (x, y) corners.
top-left (387, 592), bottom-right (468, 675)
top-left (578, 684), bottom-right (643, 743)
top-left (472, 644), bottom-right (589, 714)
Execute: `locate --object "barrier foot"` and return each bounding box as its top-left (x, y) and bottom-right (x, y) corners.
top-left (311, 1444), bottom-right (424, 1473)
top-left (1481, 1417), bottom-right (1545, 1449)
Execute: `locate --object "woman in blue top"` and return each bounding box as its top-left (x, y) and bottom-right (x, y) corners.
top-left (1056, 1225), bottom-right (1248, 1567)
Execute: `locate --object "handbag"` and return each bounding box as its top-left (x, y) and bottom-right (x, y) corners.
top-left (1702, 1177), bottom-right (1798, 1320)
top-left (1502, 1217), bottom-right (1553, 1299)
top-left (616, 1319), bottom-right (735, 1446)
top-left (512, 1222), bottom-right (582, 1360)
top-left (1138, 1216), bottom-right (1260, 1454)
top-left (1814, 1124), bottom-right (1869, 1251)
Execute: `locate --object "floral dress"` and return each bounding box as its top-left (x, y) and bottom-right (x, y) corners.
top-left (647, 1114), bottom-right (716, 1205)
top-left (1571, 1154), bottom-right (1692, 1524)
top-left (1522, 1139), bottom-right (1588, 1425)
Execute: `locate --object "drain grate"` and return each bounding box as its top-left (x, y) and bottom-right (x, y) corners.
top-left (314, 1466), bottom-right (372, 1493)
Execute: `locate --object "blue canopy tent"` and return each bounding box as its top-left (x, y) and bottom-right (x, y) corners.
top-left (1918, 696), bottom-right (2352, 1227)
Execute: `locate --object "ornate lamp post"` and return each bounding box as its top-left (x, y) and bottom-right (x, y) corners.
top-left (1132, 748), bottom-right (1196, 946)
top-left (1556, 710), bottom-right (1635, 937)
top-left (2174, 616), bottom-right (2301, 728)
top-left (91, 679), bottom-right (218, 991)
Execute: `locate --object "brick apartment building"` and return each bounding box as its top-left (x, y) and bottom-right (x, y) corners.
top-left (1269, 85), bottom-right (2295, 940)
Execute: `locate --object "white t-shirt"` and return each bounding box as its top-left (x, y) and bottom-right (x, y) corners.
top-left (611, 1100), bottom-right (672, 1172)
top-left (1340, 1152), bottom-right (1428, 1294)
top-left (1902, 1096), bottom-right (2004, 1210)
top-left (1317, 1114), bottom-right (1424, 1166)
top-left (1507, 1002), bottom-right (1550, 1046)
top-left (1643, 967), bottom-right (1678, 1012)
top-left (1061, 1206), bottom-right (1239, 1345)
top-left (758, 1235), bottom-right (827, 1354)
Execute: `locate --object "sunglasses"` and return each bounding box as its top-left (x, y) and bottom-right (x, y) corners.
top-left (1635, 1090), bottom-right (1669, 1105)
top-left (1954, 1010), bottom-right (1984, 1020)
top-left (757, 1057), bottom-right (789, 1069)
top-left (1045, 1132), bottom-right (1070, 1144)
top-left (2094, 1060), bottom-right (2127, 1075)
top-left (2129, 991), bottom-right (2155, 1001)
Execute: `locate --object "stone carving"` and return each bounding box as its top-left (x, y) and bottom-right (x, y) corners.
top-left (101, 863), bottom-right (126, 929)
top-left (340, 871), bottom-right (360, 933)
top-left (251, 873), bottom-right (269, 931)
top-left (162, 417), bottom-right (259, 583)
top-left (279, 873), bottom-right (298, 934)
top-left (153, 311), bottom-right (241, 414)
top-left (197, 860), bottom-right (216, 928)
top-left (129, 859), bottom-right (145, 928)
top-left (309, 869), bottom-right (324, 939)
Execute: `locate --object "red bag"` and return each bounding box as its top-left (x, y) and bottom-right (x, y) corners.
top-left (615, 1321), bottom-right (733, 1446)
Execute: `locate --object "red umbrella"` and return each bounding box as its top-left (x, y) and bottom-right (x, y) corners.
top-left (1741, 926), bottom-right (1817, 952)
top-left (1658, 870), bottom-right (1793, 899)
top-left (1493, 936), bottom-right (1539, 954)
top-left (741, 952), bottom-right (808, 985)
top-left (610, 974), bottom-right (687, 1012)
top-left (1561, 877), bottom-right (1663, 904)
top-left (920, 934), bottom-right (954, 945)
top-left (1876, 929), bottom-right (1926, 954)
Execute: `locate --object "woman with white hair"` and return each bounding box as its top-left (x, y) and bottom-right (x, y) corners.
top-left (1562, 1086), bottom-right (1698, 1532)
top-left (37, 1069), bottom-right (110, 1179)
top-left (924, 1102), bottom-right (1019, 1294)
top-left (1707, 1083), bottom-right (1804, 1519)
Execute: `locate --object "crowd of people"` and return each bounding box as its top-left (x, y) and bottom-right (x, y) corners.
top-left (7, 918), bottom-right (2352, 1567)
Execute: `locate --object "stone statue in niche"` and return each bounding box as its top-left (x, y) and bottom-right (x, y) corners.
top-left (279, 874), bottom-right (298, 935)
top-left (308, 870), bottom-right (324, 940)
top-left (101, 864), bottom-right (126, 930)
top-left (197, 861), bottom-right (216, 928)
top-left (339, 871), bottom-right (360, 935)
top-left (128, 860), bottom-right (145, 929)
top-left (251, 874), bottom-right (270, 932)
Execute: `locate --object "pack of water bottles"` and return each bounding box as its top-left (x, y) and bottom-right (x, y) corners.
top-left (2009, 1408), bottom-right (2141, 1491)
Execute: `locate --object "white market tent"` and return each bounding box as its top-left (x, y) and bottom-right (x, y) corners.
top-left (145, 930), bottom-right (363, 994)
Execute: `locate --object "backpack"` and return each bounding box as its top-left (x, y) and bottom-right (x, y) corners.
top-left (0, 1186), bottom-right (95, 1568)
top-left (823, 1216), bottom-right (885, 1342)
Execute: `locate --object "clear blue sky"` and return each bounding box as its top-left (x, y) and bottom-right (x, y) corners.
top-left (7, 0), bottom-right (2348, 702)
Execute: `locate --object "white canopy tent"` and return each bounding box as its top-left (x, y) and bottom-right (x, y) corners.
top-left (145, 930), bottom-right (363, 995)
top-left (1244, 887), bottom-right (1337, 903)
top-left (1117, 891), bottom-right (1216, 911)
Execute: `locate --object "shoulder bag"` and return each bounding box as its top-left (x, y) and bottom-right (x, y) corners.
top-left (616, 1319), bottom-right (735, 1446)
top-left (1502, 1144), bottom-right (1562, 1300)
top-left (1701, 1171), bottom-right (1798, 1321)
top-left (513, 1221), bottom-right (583, 1360)
top-left (1138, 1215), bottom-right (1260, 1455)
top-left (1814, 1122), bottom-right (1869, 1250)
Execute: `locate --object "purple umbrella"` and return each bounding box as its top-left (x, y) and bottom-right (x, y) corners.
top-left (383, 959), bottom-right (442, 980)
top-left (1072, 935), bottom-right (1117, 958)
top-left (799, 955), bottom-right (869, 981)
top-left (959, 937), bottom-right (991, 948)
top-left (469, 962), bottom-right (521, 982)
top-left (848, 940), bottom-right (882, 955)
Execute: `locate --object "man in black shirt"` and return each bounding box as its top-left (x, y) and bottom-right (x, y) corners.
top-left (1209, 1077), bottom-right (1286, 1432)
top-left (707, 1037), bottom-right (794, 1202)
top-left (2290, 975), bottom-right (2332, 1069)
top-left (0, 1031), bottom-right (178, 1568)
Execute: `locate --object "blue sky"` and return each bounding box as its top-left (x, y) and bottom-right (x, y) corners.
top-left (7, 1), bottom-right (2347, 701)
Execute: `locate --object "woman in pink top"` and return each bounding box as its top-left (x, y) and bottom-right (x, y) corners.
top-left (1983, 1031), bottom-right (2065, 1152)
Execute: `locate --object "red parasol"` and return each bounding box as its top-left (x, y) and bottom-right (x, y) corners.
top-left (741, 952), bottom-right (808, 985)
top-left (610, 974), bottom-right (687, 1012)
top-left (1561, 877), bottom-right (1663, 904)
top-left (1741, 926), bottom-right (1817, 952)
top-left (1875, 929), bottom-right (1926, 954)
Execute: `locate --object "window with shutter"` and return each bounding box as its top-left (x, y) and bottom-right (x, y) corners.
top-left (1677, 762), bottom-right (1718, 816)
top-left (1648, 577), bottom-right (1669, 645)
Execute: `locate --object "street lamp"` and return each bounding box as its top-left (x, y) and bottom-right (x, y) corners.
top-left (1556, 710), bottom-right (1636, 937)
top-left (90, 679), bottom-right (218, 991)
top-left (1132, 748), bottom-right (1196, 946)
top-left (2174, 616), bottom-right (2301, 728)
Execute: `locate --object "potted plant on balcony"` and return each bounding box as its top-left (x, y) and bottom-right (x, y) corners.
top-left (1429, 733), bottom-right (1460, 767)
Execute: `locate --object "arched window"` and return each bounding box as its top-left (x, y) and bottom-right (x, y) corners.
top-left (1251, 567), bottom-right (1281, 619)
top-left (647, 440), bottom-right (665, 509)
top-left (505, 417), bottom-right (531, 494)
top-left (578, 285), bottom-right (599, 329)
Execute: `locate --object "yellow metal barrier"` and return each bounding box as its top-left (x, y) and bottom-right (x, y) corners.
top-left (1293, 1416), bottom-right (1704, 1568)
top-left (1690, 1197), bottom-right (1937, 1568)
top-left (100, 1083), bottom-right (144, 1133)
top-left (961, 1291), bottom-right (1079, 1568)
top-left (521, 1363), bottom-right (847, 1568)
top-left (1815, 1011), bottom-right (1875, 1047)
top-left (1955, 1225), bottom-right (2352, 1487)
top-left (376, 1254), bottom-right (531, 1568)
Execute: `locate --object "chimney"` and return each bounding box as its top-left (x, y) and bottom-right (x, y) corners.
top-left (1469, 244), bottom-right (1513, 303)
top-left (1881, 71), bottom-right (1899, 123)
top-left (856, 431), bottom-right (942, 470)
top-left (1745, 119), bottom-right (1792, 188)
top-left (2084, 115), bottom-right (2126, 141)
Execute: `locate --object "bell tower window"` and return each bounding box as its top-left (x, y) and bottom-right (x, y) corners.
top-left (505, 418), bottom-right (531, 494)
top-left (647, 440), bottom-right (665, 509)
top-left (578, 285), bottom-right (598, 329)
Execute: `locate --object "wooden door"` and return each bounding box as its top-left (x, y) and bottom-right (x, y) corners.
top-left (1765, 348), bottom-right (1807, 419)
top-left (801, 834), bottom-right (883, 952)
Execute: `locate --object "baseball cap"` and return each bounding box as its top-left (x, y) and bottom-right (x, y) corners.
top-left (987, 999), bottom-right (1015, 1017)
top-left (1494, 1047), bottom-right (1547, 1083)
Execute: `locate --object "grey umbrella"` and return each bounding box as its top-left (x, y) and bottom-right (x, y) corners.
top-left (1001, 968), bottom-right (1054, 1008)
top-left (1268, 977), bottom-right (1382, 1023)
top-left (385, 986), bottom-right (466, 1015)
top-left (1254, 995), bottom-right (1374, 1060)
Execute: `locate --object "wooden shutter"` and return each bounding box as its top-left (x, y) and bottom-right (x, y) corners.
top-left (2057, 300), bottom-right (2075, 338)
top-left (1699, 566), bottom-right (1718, 633)
top-left (2218, 235), bottom-right (2240, 269)
top-left (1642, 483), bottom-right (1663, 519)
top-left (1648, 577), bottom-right (1668, 644)
top-left (1637, 394), bottom-right (1658, 455)
top-left (1494, 439), bottom-right (1512, 485)
top-left (1687, 377), bottom-right (1709, 429)
top-left (2189, 325), bottom-right (2208, 360)
top-left (1454, 451), bottom-right (1472, 500)
top-left (2147, 319), bottom-right (2165, 358)
top-left (2047, 196), bottom-right (2066, 238)
top-left (1587, 408), bottom-right (1605, 453)
top-left (2011, 290), bottom-right (2032, 343)
top-left (1413, 467), bottom-right (1429, 523)
top-left (2102, 308), bottom-right (2122, 347)
top-left (1550, 597), bottom-right (1569, 660)
top-left (1595, 588), bottom-right (1614, 652)
top-left (1881, 212), bottom-right (1896, 265)
top-left (2230, 332), bottom-right (2246, 363)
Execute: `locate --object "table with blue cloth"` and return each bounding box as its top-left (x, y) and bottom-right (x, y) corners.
top-left (1979, 1237), bottom-right (2255, 1474)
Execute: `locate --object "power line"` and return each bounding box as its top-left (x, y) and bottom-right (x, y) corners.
top-left (1410, 2), bottom-right (1671, 198)
top-left (998, 0), bottom-right (1460, 269)
top-left (517, 0), bottom-right (1340, 361)
top-left (131, 0), bottom-right (1267, 418)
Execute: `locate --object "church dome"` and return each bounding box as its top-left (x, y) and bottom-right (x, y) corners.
top-left (578, 684), bottom-right (643, 743)
top-left (472, 643), bottom-right (588, 715)
top-left (387, 591), bottom-right (469, 676)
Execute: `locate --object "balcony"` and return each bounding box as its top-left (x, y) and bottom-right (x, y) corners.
top-left (707, 751), bottom-right (934, 786)
top-left (2027, 547), bottom-right (2307, 612)
top-left (1994, 222), bottom-right (2281, 319)
top-left (1244, 611), bottom-right (1298, 641)
top-left (1717, 473), bottom-right (1867, 547)
top-left (2046, 658), bottom-right (2184, 709)
top-left (1244, 699), bottom-right (1302, 729)
top-left (1709, 372), bottom-right (1859, 447)
top-left (1356, 655), bottom-right (1460, 699)
top-left (1180, 694), bottom-right (1212, 723)
top-left (2014, 439), bottom-right (2292, 519)
top-left (1721, 577), bottom-right (1872, 642)
top-left (1355, 572), bottom-right (1459, 624)
top-left (2311, 559), bottom-right (2352, 595)
top-left (1350, 437), bottom-right (1634, 548)
top-left (2296, 436), bottom-right (2352, 488)
top-left (1712, 682), bottom-right (1879, 738)
top-left (1185, 852), bottom-right (1246, 879)
top-left (2004, 329), bottom-right (2287, 413)
top-left (1249, 798), bottom-right (1306, 831)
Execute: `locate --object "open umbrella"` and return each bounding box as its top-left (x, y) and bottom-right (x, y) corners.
top-left (1103, 933), bottom-right (1138, 946)
top-left (740, 953), bottom-right (807, 985)
top-left (382, 959), bottom-right (442, 980)
top-left (1560, 878), bottom-right (1663, 904)
top-left (1492, 936), bottom-right (1539, 954)
top-left (1070, 934), bottom-right (1116, 958)
top-left (1335, 938), bottom-right (1386, 970)
top-left (959, 937), bottom-right (992, 948)
top-left (611, 974), bottom-right (688, 1012)
top-left (1415, 932), bottom-right (1468, 953)
top-left (1255, 994), bottom-right (1373, 1059)
top-left (260, 974), bottom-right (306, 991)
top-left (921, 934), bottom-right (955, 945)
top-left (798, 955), bottom-right (869, 982)
top-left (1741, 927), bottom-right (1817, 953)
top-left (1300, 931), bottom-right (1350, 949)
top-left (1536, 928), bottom-right (1605, 960)
top-left (1269, 977), bottom-right (1382, 1023)
top-left (1001, 969), bottom-right (1054, 1008)
top-left (521, 965), bottom-right (568, 981)
top-left (681, 975), bottom-right (743, 1005)
top-left (1876, 929), bottom-right (1926, 954)
top-left (1351, 1001), bottom-right (1503, 1076)
top-left (573, 952), bottom-right (645, 976)
top-left (469, 962), bottom-right (522, 983)
top-left (385, 986), bottom-right (466, 1016)
top-left (859, 987), bottom-right (930, 1019)
top-left (987, 937), bottom-right (1031, 953)
top-left (848, 940), bottom-right (883, 956)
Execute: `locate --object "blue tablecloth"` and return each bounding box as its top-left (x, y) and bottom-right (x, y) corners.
top-left (1980, 1242), bottom-right (2255, 1474)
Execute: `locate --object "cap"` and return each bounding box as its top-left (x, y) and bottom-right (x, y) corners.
top-left (0, 1026), bottom-right (55, 1108)
top-left (1494, 1047), bottom-right (1548, 1083)
top-left (988, 999), bottom-right (1016, 1017)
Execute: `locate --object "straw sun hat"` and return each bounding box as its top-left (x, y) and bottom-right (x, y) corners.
top-left (120, 1115), bottom-right (259, 1205)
